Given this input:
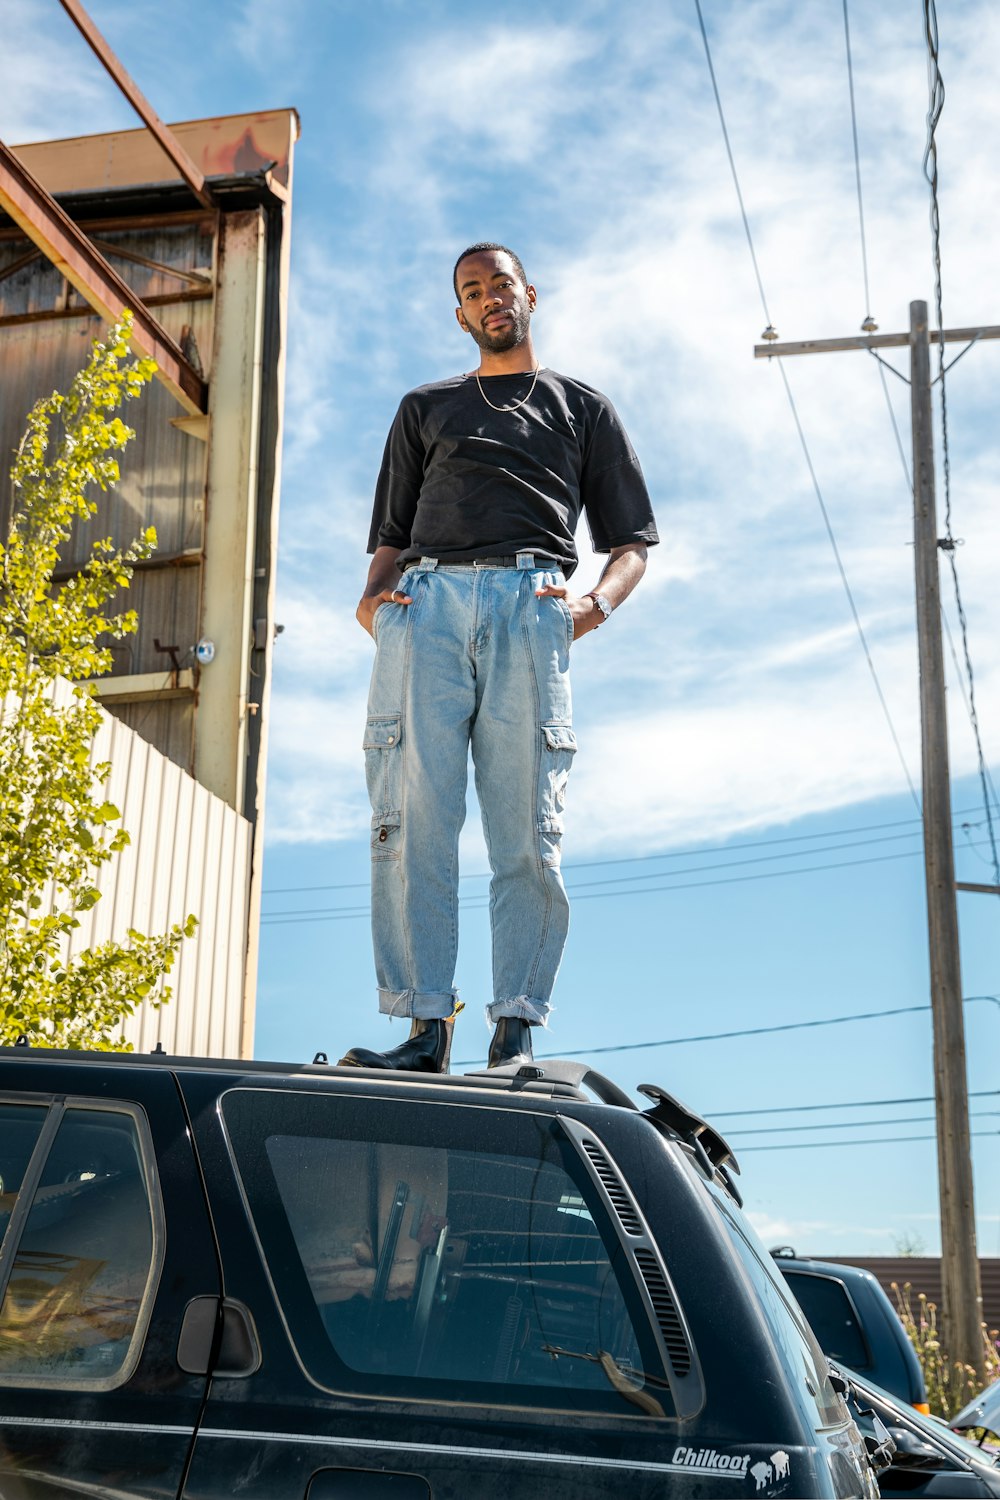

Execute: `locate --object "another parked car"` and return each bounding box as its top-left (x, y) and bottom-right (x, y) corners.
top-left (840, 1365), bottom-right (1000, 1497)
top-left (771, 1247), bottom-right (929, 1410)
top-left (953, 1377), bottom-right (1000, 1456)
top-left (0, 1044), bottom-right (880, 1497)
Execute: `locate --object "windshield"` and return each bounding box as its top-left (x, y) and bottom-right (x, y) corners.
top-left (954, 1377), bottom-right (1000, 1440)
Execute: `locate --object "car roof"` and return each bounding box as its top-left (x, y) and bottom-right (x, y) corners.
top-left (773, 1253), bottom-right (884, 1285)
top-left (0, 1042), bottom-right (744, 1203)
top-left (0, 1042), bottom-right (624, 1104)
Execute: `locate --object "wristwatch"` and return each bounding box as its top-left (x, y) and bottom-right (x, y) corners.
top-left (584, 591), bottom-right (613, 625)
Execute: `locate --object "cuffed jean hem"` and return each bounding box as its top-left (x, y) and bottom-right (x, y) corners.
top-left (378, 985), bottom-right (458, 1019)
top-left (486, 995), bottom-right (551, 1026)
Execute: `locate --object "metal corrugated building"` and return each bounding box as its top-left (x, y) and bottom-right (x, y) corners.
top-left (0, 110), bottom-right (298, 1055)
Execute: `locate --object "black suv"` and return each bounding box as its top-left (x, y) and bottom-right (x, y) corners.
top-left (0, 1046), bottom-right (879, 1498)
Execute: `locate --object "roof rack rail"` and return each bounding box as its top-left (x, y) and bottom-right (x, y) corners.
top-left (464, 1058), bottom-right (637, 1110)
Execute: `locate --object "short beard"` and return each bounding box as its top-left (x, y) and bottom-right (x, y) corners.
top-left (467, 304), bottom-right (531, 355)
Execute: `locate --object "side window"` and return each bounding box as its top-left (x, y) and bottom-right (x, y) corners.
top-left (781, 1271), bottom-right (871, 1370)
top-left (0, 1104), bottom-right (48, 1255)
top-left (712, 1194), bottom-right (844, 1429)
top-left (225, 1091), bottom-right (670, 1417)
top-left (0, 1105), bottom-right (162, 1388)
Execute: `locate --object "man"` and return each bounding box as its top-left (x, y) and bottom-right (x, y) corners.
top-left (339, 243), bottom-right (657, 1074)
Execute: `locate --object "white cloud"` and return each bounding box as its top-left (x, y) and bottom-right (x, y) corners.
top-left (745, 1212), bottom-right (899, 1251)
top-left (228, 0), bottom-right (314, 78)
top-left (260, 3), bottom-right (1000, 848)
top-left (393, 25), bottom-right (602, 164)
top-left (1, 0), bottom-right (133, 144)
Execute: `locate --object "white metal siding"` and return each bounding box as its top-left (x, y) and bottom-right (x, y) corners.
top-left (47, 679), bottom-right (255, 1057)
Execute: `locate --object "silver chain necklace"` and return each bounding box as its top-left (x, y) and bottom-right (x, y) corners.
top-left (474, 364), bottom-right (540, 413)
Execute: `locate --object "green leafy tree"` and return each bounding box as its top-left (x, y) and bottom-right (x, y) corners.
top-left (0, 315), bottom-right (196, 1050)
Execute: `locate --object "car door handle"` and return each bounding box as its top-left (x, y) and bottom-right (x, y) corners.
top-left (306, 1472), bottom-right (430, 1497)
top-left (177, 1295), bottom-right (261, 1377)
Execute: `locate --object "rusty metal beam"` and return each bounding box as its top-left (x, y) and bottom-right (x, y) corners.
top-left (0, 210), bottom-right (213, 243)
top-left (0, 287), bottom-right (213, 331)
top-left (0, 245), bottom-right (41, 285)
top-left (0, 137), bottom-right (208, 414)
top-left (89, 238), bottom-right (212, 285)
top-left (57, 0), bottom-right (217, 211)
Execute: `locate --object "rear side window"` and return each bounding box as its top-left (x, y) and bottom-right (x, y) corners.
top-left (711, 1194), bottom-right (845, 1430)
top-left (781, 1271), bottom-right (871, 1370)
top-left (0, 1103), bottom-right (48, 1255)
top-left (224, 1089), bottom-right (671, 1417)
top-left (0, 1103), bottom-right (162, 1389)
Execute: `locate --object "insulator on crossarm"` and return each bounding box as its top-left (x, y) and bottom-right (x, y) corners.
top-left (761, 325), bottom-right (779, 341)
top-left (861, 315), bottom-right (878, 333)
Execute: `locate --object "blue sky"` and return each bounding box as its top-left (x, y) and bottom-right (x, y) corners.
top-left (4, 0), bottom-right (999, 1257)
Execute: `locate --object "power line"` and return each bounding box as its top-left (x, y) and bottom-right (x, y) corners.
top-left (262, 806), bottom-right (987, 897)
top-left (838, 2), bottom-right (924, 808)
top-left (870, 338), bottom-right (1000, 833)
top-left (922, 0), bottom-right (1000, 892)
top-left (842, 0), bottom-right (873, 323)
top-left (264, 843), bottom-right (927, 924)
top-left (260, 834), bottom-right (996, 926)
top-left (693, 0), bottom-right (921, 812)
top-left (862, 275), bottom-right (1000, 828)
top-left (455, 1002), bottom-right (930, 1068)
top-left (692, 0), bottom-right (772, 328)
top-left (556, 826), bottom-right (924, 892)
top-left (710, 1087), bottom-right (1000, 1120)
top-left (737, 1129), bottom-right (998, 1154)
top-left (265, 813), bottom-right (922, 895)
top-left (870, 342), bottom-right (1000, 817)
top-left (730, 1110), bottom-right (1000, 1138)
top-left (451, 994), bottom-right (999, 1068)
top-left (942, 610), bottom-right (992, 807)
top-left (774, 360), bottom-right (921, 810)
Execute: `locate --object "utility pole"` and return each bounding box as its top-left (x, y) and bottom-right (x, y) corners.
top-left (908, 301), bottom-right (982, 1382)
top-left (754, 303), bottom-right (991, 1380)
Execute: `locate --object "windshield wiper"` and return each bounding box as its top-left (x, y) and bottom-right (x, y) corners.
top-left (541, 1343), bottom-right (667, 1417)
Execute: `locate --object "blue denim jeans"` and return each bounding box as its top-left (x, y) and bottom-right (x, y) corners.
top-left (364, 553), bottom-right (576, 1025)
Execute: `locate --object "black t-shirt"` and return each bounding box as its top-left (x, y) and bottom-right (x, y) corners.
top-left (367, 368), bottom-right (658, 578)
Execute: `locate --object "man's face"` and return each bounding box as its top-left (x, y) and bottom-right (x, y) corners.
top-left (455, 250), bottom-right (536, 355)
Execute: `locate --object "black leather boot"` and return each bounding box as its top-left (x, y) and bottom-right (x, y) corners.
top-left (488, 1018), bottom-right (534, 1069)
top-left (339, 1017), bottom-right (450, 1073)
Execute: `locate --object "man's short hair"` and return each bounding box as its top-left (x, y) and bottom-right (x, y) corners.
top-left (453, 243), bottom-right (528, 300)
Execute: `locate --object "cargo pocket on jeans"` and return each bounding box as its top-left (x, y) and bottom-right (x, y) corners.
top-left (363, 714), bottom-right (403, 823)
top-left (538, 723), bottom-right (577, 866)
top-left (371, 813), bottom-right (401, 861)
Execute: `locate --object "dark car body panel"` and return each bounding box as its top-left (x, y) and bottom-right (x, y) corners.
top-left (0, 1049), bottom-right (878, 1498)
top-left (0, 1055), bottom-right (221, 1498)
